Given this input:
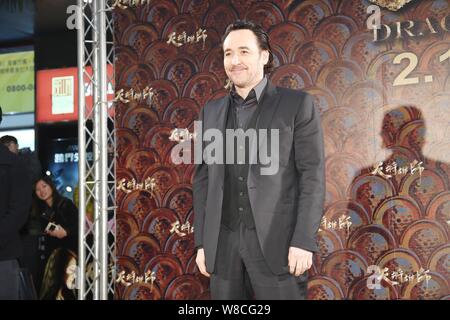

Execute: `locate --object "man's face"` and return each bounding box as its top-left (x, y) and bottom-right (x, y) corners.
top-left (223, 29), bottom-right (269, 90)
top-left (7, 142), bottom-right (18, 154)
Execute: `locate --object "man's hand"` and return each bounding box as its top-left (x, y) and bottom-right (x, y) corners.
top-left (195, 248), bottom-right (210, 278)
top-left (288, 247), bottom-right (312, 276)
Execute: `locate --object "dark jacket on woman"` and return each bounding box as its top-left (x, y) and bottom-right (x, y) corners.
top-left (40, 196), bottom-right (79, 254)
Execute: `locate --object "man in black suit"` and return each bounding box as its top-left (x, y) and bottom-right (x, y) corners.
top-left (0, 106), bottom-right (32, 299)
top-left (193, 20), bottom-right (325, 299)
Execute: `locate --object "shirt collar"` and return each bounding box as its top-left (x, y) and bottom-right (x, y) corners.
top-left (253, 76), bottom-right (267, 103)
top-left (230, 76), bottom-right (268, 103)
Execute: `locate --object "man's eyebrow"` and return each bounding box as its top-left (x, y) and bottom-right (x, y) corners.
top-left (224, 46), bottom-right (251, 52)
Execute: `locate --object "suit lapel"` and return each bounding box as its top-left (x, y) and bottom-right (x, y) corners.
top-left (256, 82), bottom-right (281, 131)
top-left (215, 95), bottom-right (230, 188)
top-left (216, 95), bottom-right (230, 137)
top-left (249, 82), bottom-right (281, 165)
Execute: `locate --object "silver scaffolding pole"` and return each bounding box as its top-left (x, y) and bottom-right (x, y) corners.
top-left (77, 0), bottom-right (116, 300)
top-left (97, 0), bottom-right (109, 299)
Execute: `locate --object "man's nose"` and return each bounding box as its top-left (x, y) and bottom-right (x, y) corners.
top-left (231, 54), bottom-right (240, 65)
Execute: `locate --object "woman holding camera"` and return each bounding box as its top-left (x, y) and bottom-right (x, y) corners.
top-left (33, 176), bottom-right (78, 300)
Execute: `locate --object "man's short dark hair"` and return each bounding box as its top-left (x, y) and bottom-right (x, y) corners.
top-left (222, 20), bottom-right (274, 75)
top-left (0, 135), bottom-right (18, 146)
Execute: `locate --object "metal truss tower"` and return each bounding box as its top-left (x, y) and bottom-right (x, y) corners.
top-left (76, 0), bottom-right (116, 300)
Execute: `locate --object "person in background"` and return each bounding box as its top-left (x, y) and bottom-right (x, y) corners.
top-left (0, 135), bottom-right (42, 184)
top-left (1, 134), bottom-right (43, 293)
top-left (0, 135), bottom-right (19, 154)
top-left (0, 106), bottom-right (32, 299)
top-left (33, 175), bottom-right (78, 300)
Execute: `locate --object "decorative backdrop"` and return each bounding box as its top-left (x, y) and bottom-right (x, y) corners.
top-left (113, 0), bottom-right (450, 300)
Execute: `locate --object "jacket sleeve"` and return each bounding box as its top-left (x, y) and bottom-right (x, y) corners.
top-left (290, 92), bottom-right (325, 252)
top-left (58, 198), bottom-right (79, 238)
top-left (193, 105), bottom-right (208, 250)
top-left (0, 158), bottom-right (31, 242)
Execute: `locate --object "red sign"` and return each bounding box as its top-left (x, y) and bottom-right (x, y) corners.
top-left (36, 66), bottom-right (114, 123)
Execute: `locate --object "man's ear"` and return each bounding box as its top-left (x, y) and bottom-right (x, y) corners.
top-left (262, 50), bottom-right (269, 65)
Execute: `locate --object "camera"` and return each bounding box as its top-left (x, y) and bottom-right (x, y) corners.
top-left (45, 222), bottom-right (58, 233)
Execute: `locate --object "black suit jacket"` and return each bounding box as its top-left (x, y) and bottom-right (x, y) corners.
top-left (0, 144), bottom-right (31, 261)
top-left (193, 81), bottom-right (325, 275)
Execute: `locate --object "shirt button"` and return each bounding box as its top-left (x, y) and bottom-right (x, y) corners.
top-left (239, 192), bottom-right (245, 196)
top-left (238, 176), bottom-right (244, 181)
top-left (238, 207), bottom-right (244, 212)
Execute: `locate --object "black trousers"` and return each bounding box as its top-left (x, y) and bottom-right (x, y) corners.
top-left (0, 259), bottom-right (20, 300)
top-left (210, 222), bottom-right (307, 300)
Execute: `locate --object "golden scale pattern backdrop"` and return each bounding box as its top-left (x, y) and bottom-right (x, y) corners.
top-left (113, 0), bottom-right (450, 299)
